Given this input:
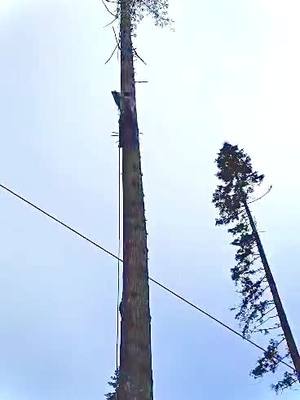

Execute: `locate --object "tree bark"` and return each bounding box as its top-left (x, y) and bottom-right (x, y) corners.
top-left (244, 201), bottom-right (300, 380)
top-left (117, 1), bottom-right (153, 399)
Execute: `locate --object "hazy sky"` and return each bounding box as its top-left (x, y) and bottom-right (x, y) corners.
top-left (0, 1), bottom-right (299, 399)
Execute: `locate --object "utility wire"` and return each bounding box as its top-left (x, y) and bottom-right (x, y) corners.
top-left (0, 184), bottom-right (120, 261)
top-left (149, 278), bottom-right (294, 371)
top-left (115, 147), bottom-right (122, 371)
top-left (0, 183), bottom-right (295, 373)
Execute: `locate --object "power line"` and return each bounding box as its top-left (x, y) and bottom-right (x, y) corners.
top-left (149, 278), bottom-right (294, 371)
top-left (0, 184), bottom-right (120, 261)
top-left (0, 182), bottom-right (295, 373)
top-left (115, 146), bottom-right (122, 371)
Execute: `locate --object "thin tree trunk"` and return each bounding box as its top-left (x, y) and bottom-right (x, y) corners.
top-left (244, 201), bottom-right (300, 379)
top-left (117, 1), bottom-right (153, 399)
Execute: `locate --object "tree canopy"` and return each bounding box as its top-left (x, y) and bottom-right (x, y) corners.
top-left (213, 142), bottom-right (298, 392)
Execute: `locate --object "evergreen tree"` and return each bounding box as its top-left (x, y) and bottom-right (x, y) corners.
top-left (105, 370), bottom-right (120, 400)
top-left (213, 142), bottom-right (300, 392)
top-left (103, 1), bottom-right (171, 400)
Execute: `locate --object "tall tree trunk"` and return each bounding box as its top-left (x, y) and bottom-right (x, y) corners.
top-left (117, 1), bottom-right (153, 399)
top-left (244, 201), bottom-right (300, 380)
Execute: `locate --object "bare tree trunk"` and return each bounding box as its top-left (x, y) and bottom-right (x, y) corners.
top-left (244, 201), bottom-right (300, 380)
top-left (117, 1), bottom-right (153, 399)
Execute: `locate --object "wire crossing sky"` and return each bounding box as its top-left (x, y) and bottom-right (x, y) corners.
top-left (0, 182), bottom-right (295, 374)
top-left (0, 1), bottom-right (299, 399)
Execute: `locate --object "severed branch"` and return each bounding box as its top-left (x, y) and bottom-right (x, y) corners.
top-left (104, 15), bottom-right (119, 28)
top-left (133, 48), bottom-right (147, 65)
top-left (105, 27), bottom-right (120, 64)
top-left (105, 43), bottom-right (119, 64)
top-left (101, 0), bottom-right (118, 17)
top-left (112, 26), bottom-right (120, 47)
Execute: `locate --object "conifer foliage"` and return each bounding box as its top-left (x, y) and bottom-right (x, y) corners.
top-left (105, 370), bottom-right (119, 400)
top-left (213, 142), bottom-right (300, 392)
top-left (109, 0), bottom-right (171, 29)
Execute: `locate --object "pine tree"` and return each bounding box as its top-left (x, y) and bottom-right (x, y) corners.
top-left (104, 1), bottom-right (171, 399)
top-left (106, 370), bottom-right (120, 400)
top-left (213, 142), bottom-right (300, 392)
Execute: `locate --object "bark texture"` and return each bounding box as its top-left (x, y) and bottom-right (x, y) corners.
top-left (117, 1), bottom-right (153, 399)
top-left (244, 201), bottom-right (300, 379)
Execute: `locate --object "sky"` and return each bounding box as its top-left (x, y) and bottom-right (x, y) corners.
top-left (0, 0), bottom-right (299, 399)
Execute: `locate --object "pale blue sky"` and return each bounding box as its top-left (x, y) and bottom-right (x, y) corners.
top-left (0, 1), bottom-right (299, 399)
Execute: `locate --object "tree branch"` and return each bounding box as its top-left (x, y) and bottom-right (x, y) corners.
top-left (101, 0), bottom-right (118, 17)
top-left (105, 43), bottom-right (119, 64)
top-left (248, 185), bottom-right (273, 205)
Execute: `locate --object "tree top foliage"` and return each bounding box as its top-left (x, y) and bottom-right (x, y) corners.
top-left (212, 143), bottom-right (299, 392)
top-left (213, 142), bottom-right (264, 225)
top-left (104, 0), bottom-right (172, 29)
top-left (129, 0), bottom-right (171, 27)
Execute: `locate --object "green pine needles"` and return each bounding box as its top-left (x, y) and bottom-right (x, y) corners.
top-left (213, 142), bottom-right (299, 392)
top-left (105, 369), bottom-right (120, 400)
top-left (104, 0), bottom-right (172, 29)
top-left (129, 0), bottom-right (171, 27)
